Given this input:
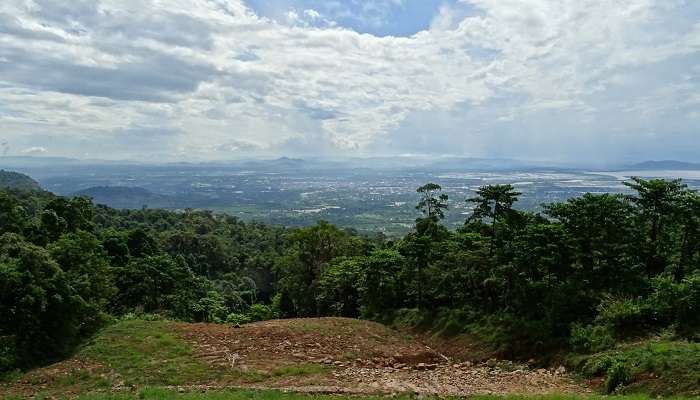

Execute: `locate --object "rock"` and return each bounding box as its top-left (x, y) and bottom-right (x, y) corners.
top-left (416, 362), bottom-right (437, 370)
top-left (178, 387), bottom-right (185, 393)
top-left (555, 366), bottom-right (566, 375)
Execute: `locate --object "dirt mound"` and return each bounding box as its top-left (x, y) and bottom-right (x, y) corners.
top-left (177, 317), bottom-right (441, 372)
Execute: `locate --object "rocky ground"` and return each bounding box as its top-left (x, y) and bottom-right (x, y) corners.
top-left (177, 317), bottom-right (589, 396)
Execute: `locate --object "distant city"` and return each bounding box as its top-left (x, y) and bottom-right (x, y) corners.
top-left (3, 156), bottom-right (700, 236)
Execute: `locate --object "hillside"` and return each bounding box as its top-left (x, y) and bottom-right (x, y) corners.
top-left (1, 318), bottom-right (585, 398)
top-left (629, 160), bottom-right (700, 170)
top-left (73, 186), bottom-right (177, 209)
top-left (0, 169), bottom-right (42, 191)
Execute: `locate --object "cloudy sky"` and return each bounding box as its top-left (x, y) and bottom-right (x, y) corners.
top-left (0, 0), bottom-right (699, 163)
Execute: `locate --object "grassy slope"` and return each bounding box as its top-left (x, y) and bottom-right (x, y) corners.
top-left (3, 319), bottom-right (699, 399)
top-left (570, 339), bottom-right (700, 396)
top-left (1, 319), bottom-right (327, 398)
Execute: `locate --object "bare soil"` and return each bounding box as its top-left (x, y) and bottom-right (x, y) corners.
top-left (2, 318), bottom-right (590, 397)
top-left (176, 317), bottom-right (589, 396)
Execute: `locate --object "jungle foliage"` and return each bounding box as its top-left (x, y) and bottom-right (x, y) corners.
top-left (1, 176), bottom-right (700, 376)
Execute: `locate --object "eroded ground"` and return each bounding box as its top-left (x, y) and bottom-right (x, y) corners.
top-left (1, 318), bottom-right (589, 398)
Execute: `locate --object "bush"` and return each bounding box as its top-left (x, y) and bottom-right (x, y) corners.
top-left (225, 313), bottom-right (251, 325)
top-left (246, 303), bottom-right (274, 322)
top-left (595, 296), bottom-right (649, 336)
top-left (193, 291), bottom-right (228, 323)
top-left (604, 359), bottom-right (631, 394)
top-left (570, 323), bottom-right (615, 353)
top-left (0, 336), bottom-right (16, 373)
top-left (647, 272), bottom-right (700, 333)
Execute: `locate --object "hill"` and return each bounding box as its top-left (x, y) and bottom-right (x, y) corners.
top-left (629, 160), bottom-right (700, 170)
top-left (0, 169), bottom-right (42, 191)
top-left (1, 318), bottom-right (584, 398)
top-left (73, 186), bottom-right (177, 209)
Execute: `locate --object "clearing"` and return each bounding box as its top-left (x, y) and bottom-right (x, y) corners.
top-left (1, 318), bottom-right (587, 398)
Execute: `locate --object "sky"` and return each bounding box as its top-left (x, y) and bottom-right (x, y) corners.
top-left (0, 0), bottom-right (699, 163)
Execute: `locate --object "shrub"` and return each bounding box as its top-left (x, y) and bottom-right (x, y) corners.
top-left (193, 291), bottom-right (228, 323)
top-left (0, 335), bottom-right (16, 373)
top-left (246, 303), bottom-right (274, 322)
top-left (595, 296), bottom-right (649, 336)
top-left (604, 359), bottom-right (631, 394)
top-left (225, 313), bottom-right (251, 325)
top-left (570, 323), bottom-right (615, 353)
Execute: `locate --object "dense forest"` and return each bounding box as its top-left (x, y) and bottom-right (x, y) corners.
top-left (1, 174), bottom-right (699, 385)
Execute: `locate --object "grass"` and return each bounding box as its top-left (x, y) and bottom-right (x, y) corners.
top-left (78, 319), bottom-right (217, 387)
top-left (1, 320), bottom-right (334, 398)
top-left (571, 339), bottom-right (700, 396)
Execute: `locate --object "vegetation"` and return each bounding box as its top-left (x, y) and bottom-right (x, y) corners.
top-left (1, 173), bottom-right (700, 395)
top-left (0, 170), bottom-right (42, 192)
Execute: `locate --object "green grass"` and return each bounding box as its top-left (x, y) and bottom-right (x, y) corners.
top-left (1, 320), bottom-right (335, 398)
top-left (571, 339), bottom-right (700, 396)
top-left (79, 319), bottom-right (217, 387)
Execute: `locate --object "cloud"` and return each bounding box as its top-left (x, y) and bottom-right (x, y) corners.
top-left (21, 146), bottom-right (48, 154)
top-left (0, 0), bottom-right (698, 162)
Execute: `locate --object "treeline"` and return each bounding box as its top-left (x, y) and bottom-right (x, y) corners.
top-left (1, 177), bottom-right (700, 372)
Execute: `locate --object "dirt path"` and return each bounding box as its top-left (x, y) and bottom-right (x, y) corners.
top-left (177, 318), bottom-right (590, 396)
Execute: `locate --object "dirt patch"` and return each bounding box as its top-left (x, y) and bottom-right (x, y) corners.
top-left (176, 317), bottom-right (589, 396)
top-left (176, 317), bottom-right (441, 373)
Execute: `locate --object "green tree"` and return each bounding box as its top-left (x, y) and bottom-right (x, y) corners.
top-left (0, 234), bottom-right (88, 370)
top-left (0, 193), bottom-right (28, 236)
top-left (274, 221), bottom-right (364, 316)
top-left (49, 231), bottom-right (116, 320)
top-left (317, 257), bottom-right (364, 317)
top-left (624, 177), bottom-right (686, 277)
top-left (467, 184), bottom-right (521, 255)
top-left (416, 183), bottom-right (449, 221)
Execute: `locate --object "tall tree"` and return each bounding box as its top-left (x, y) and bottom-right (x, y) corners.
top-left (467, 184), bottom-right (521, 254)
top-left (624, 177), bottom-right (686, 277)
top-left (416, 183), bottom-right (448, 221)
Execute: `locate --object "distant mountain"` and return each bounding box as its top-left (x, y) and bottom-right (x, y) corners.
top-left (0, 170), bottom-right (42, 191)
top-left (628, 160), bottom-right (700, 170)
top-left (74, 186), bottom-right (176, 209)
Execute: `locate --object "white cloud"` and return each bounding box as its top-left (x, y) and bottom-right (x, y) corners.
top-left (21, 146), bottom-right (48, 154)
top-left (0, 0), bottom-right (698, 162)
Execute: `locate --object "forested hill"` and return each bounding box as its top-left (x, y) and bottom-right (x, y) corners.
top-left (73, 186), bottom-right (178, 209)
top-left (1, 176), bottom-right (699, 395)
top-left (0, 169), bottom-right (42, 191)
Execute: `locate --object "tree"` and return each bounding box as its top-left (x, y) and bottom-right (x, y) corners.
top-left (0, 233), bottom-right (89, 370)
top-left (545, 193), bottom-right (643, 294)
top-left (416, 183), bottom-right (449, 221)
top-left (624, 177), bottom-right (686, 277)
top-left (467, 184), bottom-right (521, 255)
top-left (317, 257), bottom-right (364, 317)
top-left (274, 221), bottom-right (364, 316)
top-left (49, 231), bottom-right (116, 317)
top-left (0, 192), bottom-right (27, 236)
top-left (675, 190), bottom-right (700, 280)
